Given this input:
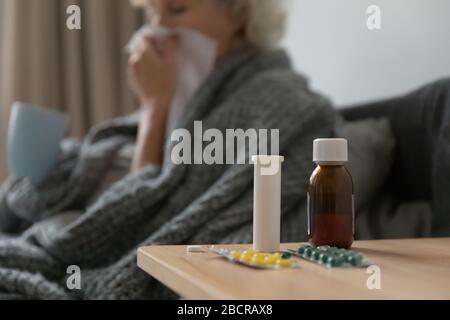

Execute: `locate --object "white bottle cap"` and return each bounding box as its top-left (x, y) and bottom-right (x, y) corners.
top-left (313, 138), bottom-right (348, 164)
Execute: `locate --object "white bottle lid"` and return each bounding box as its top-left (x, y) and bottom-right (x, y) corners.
top-left (313, 138), bottom-right (348, 164)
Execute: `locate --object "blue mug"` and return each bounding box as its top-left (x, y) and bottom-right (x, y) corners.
top-left (7, 102), bottom-right (69, 184)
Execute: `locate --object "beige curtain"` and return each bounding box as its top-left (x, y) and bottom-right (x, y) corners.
top-left (0, 0), bottom-right (144, 180)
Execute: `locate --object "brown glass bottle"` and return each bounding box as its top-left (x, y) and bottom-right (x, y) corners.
top-left (308, 139), bottom-right (354, 249)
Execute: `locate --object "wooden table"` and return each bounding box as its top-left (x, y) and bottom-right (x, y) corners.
top-left (137, 238), bottom-right (450, 300)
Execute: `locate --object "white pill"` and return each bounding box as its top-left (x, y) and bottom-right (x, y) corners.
top-left (187, 245), bottom-right (205, 253)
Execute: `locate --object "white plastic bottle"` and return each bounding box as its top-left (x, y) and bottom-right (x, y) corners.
top-left (251, 155), bottom-right (284, 252)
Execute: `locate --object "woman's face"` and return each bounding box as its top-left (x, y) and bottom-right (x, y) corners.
top-left (148, 0), bottom-right (243, 62)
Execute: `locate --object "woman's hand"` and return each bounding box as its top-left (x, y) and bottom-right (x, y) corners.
top-left (128, 35), bottom-right (177, 171)
top-left (128, 34), bottom-right (177, 108)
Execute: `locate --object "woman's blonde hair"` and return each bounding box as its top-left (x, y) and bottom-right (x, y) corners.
top-left (130, 0), bottom-right (287, 48)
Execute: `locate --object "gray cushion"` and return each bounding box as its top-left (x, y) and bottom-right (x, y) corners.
top-left (335, 117), bottom-right (396, 211)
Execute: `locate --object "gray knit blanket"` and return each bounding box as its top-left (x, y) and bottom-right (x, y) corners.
top-left (0, 49), bottom-right (337, 299)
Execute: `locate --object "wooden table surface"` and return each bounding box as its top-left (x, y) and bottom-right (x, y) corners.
top-left (137, 238), bottom-right (450, 300)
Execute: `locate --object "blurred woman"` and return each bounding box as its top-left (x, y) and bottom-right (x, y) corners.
top-left (128, 0), bottom-right (295, 170)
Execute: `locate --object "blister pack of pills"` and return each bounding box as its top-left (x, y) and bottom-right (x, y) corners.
top-left (207, 247), bottom-right (300, 270)
top-left (288, 245), bottom-right (372, 268)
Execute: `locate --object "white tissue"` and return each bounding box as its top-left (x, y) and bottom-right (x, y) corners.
top-left (127, 26), bottom-right (218, 138)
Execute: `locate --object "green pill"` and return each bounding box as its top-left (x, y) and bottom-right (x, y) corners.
top-left (325, 256), bottom-right (335, 266)
top-left (298, 246), bottom-right (307, 254)
top-left (344, 254), bottom-right (354, 263)
top-left (311, 250), bottom-right (321, 261)
top-left (348, 254), bottom-right (363, 266)
top-left (303, 247), bottom-right (312, 258)
top-left (319, 253), bottom-right (330, 264)
top-left (281, 252), bottom-right (292, 259)
top-left (327, 255), bottom-right (344, 267)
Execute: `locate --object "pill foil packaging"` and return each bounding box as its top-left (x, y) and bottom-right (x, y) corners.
top-left (208, 246), bottom-right (300, 270)
top-left (288, 245), bottom-right (373, 268)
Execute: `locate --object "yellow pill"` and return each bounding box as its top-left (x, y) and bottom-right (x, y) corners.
top-left (251, 255), bottom-right (267, 266)
top-left (230, 251), bottom-right (241, 260)
top-left (240, 254), bottom-right (252, 263)
top-left (264, 255), bottom-right (278, 265)
top-left (242, 250), bottom-right (257, 256)
top-left (276, 259), bottom-right (293, 268)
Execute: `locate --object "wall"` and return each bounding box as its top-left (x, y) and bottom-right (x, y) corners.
top-left (0, 0), bottom-right (3, 98)
top-left (0, 0), bottom-right (5, 179)
top-left (281, 0), bottom-right (450, 106)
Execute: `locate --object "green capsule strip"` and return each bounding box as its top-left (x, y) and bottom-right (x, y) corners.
top-left (288, 245), bottom-right (372, 268)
